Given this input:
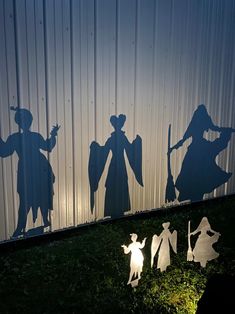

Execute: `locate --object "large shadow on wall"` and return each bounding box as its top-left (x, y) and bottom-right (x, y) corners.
top-left (0, 107), bottom-right (60, 238)
top-left (88, 114), bottom-right (143, 219)
top-left (166, 104), bottom-right (234, 203)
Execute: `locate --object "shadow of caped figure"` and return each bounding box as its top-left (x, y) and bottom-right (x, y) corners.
top-left (88, 114), bottom-right (143, 218)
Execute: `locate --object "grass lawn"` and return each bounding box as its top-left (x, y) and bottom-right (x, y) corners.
top-left (0, 196), bottom-right (235, 313)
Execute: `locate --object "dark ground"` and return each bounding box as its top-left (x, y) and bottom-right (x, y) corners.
top-left (0, 196), bottom-right (235, 313)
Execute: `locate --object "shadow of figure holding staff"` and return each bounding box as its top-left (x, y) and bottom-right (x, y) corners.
top-left (166, 104), bottom-right (234, 203)
top-left (89, 114), bottom-right (143, 219)
top-left (0, 107), bottom-right (60, 238)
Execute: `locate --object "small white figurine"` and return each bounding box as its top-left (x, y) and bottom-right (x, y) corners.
top-left (121, 233), bottom-right (147, 287)
top-left (187, 217), bottom-right (220, 267)
top-left (151, 222), bottom-right (177, 272)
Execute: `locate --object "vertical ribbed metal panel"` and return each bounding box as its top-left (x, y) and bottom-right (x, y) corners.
top-left (0, 0), bottom-right (235, 242)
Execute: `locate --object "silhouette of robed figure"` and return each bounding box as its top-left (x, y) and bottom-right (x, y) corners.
top-left (88, 114), bottom-right (143, 218)
top-left (167, 104), bottom-right (234, 202)
top-left (0, 107), bottom-right (60, 238)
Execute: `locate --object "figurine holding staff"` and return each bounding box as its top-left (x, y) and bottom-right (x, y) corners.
top-left (187, 217), bottom-right (221, 267)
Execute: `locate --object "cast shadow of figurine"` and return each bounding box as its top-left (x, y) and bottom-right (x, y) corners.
top-left (196, 274), bottom-right (235, 313)
top-left (88, 114), bottom-right (143, 219)
top-left (26, 226), bottom-right (45, 237)
top-left (166, 104), bottom-right (235, 203)
top-left (0, 107), bottom-right (60, 238)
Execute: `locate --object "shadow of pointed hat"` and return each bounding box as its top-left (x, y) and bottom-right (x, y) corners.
top-left (182, 104), bottom-right (219, 141)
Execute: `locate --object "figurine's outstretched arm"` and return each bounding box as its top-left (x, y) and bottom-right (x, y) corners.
top-left (209, 228), bottom-right (221, 236)
top-left (139, 237), bottom-right (147, 249)
top-left (121, 245), bottom-right (131, 254)
top-left (88, 140), bottom-right (110, 213)
top-left (169, 230), bottom-right (177, 254)
top-left (125, 135), bottom-right (143, 186)
top-left (0, 135), bottom-right (15, 157)
top-left (212, 128), bottom-right (233, 153)
top-left (190, 228), bottom-right (200, 236)
top-left (39, 124), bottom-right (60, 152)
top-left (170, 138), bottom-right (185, 153)
top-left (151, 235), bottom-right (161, 267)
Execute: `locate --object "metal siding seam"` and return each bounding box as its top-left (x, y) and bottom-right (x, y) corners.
top-left (62, 0), bottom-right (67, 227)
top-left (115, 0), bottom-right (118, 115)
top-left (0, 0), bottom-right (8, 237)
top-left (132, 0), bottom-right (138, 210)
top-left (70, 0), bottom-right (76, 227)
top-left (12, 0), bottom-right (21, 231)
top-left (94, 0), bottom-right (97, 221)
top-left (13, 0), bottom-right (20, 105)
top-left (42, 0), bottom-right (52, 231)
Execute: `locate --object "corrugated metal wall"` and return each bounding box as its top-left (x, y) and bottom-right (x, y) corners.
top-left (0, 0), bottom-right (235, 242)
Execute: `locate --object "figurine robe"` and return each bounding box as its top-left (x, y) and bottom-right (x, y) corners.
top-left (151, 222), bottom-right (177, 272)
top-left (187, 217), bottom-right (220, 267)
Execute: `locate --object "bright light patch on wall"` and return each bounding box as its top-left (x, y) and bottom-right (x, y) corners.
top-left (151, 222), bottom-right (177, 271)
top-left (187, 217), bottom-right (220, 267)
top-left (122, 233), bottom-right (147, 287)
